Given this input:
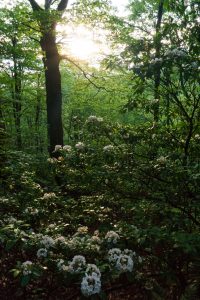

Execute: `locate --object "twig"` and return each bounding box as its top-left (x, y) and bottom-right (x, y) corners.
top-left (60, 54), bottom-right (114, 93)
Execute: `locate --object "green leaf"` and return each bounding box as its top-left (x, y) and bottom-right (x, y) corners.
top-left (21, 275), bottom-right (30, 287)
top-left (13, 269), bottom-right (21, 278)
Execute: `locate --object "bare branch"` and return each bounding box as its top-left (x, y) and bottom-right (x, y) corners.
top-left (61, 55), bottom-right (113, 92)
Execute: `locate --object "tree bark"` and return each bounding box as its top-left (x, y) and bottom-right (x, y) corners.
top-left (40, 28), bottom-right (63, 154)
top-left (27, 0), bottom-right (69, 155)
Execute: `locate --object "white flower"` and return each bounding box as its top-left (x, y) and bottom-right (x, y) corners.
top-left (91, 235), bottom-right (101, 244)
top-left (77, 226), bottom-right (88, 235)
top-left (103, 145), bottom-right (114, 152)
top-left (138, 256), bottom-right (143, 263)
top-left (42, 193), bottom-right (56, 200)
top-left (123, 249), bottom-right (136, 258)
top-left (152, 98), bottom-right (159, 104)
top-left (85, 264), bottom-right (101, 278)
top-left (37, 248), bottom-right (48, 258)
top-left (166, 49), bottom-right (186, 58)
top-left (21, 261), bottom-right (32, 276)
top-left (54, 145), bottom-right (62, 151)
top-left (75, 142), bottom-right (85, 150)
top-left (87, 115), bottom-right (103, 123)
top-left (47, 157), bottom-right (57, 164)
top-left (81, 273), bottom-right (101, 297)
top-left (123, 133), bottom-right (129, 139)
top-left (68, 255), bottom-right (86, 273)
top-left (57, 259), bottom-right (68, 271)
top-left (55, 236), bottom-right (66, 244)
top-left (105, 231), bottom-right (120, 244)
top-left (156, 156), bottom-right (167, 164)
top-left (24, 207), bottom-right (39, 215)
top-left (40, 235), bottom-right (55, 248)
top-left (48, 224), bottom-right (56, 229)
top-left (116, 254), bottom-right (134, 272)
top-left (63, 145), bottom-right (72, 152)
top-left (97, 117), bottom-right (103, 122)
top-left (184, 0), bottom-right (189, 6)
top-left (108, 248), bottom-right (122, 263)
top-left (194, 134), bottom-right (200, 140)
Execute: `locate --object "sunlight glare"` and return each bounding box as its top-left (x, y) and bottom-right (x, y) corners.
top-left (68, 37), bottom-right (100, 61)
top-left (59, 25), bottom-right (110, 65)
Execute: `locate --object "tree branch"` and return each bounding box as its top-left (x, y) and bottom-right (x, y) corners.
top-left (27, 0), bottom-right (43, 11)
top-left (60, 55), bottom-right (113, 92)
top-left (57, 0), bottom-right (69, 11)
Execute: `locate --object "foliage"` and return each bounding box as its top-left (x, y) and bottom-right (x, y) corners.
top-left (0, 0), bottom-right (200, 299)
top-left (1, 114), bottom-right (200, 298)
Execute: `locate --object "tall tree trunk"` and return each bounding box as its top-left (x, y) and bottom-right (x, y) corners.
top-left (40, 28), bottom-right (63, 154)
top-left (35, 74), bottom-right (43, 152)
top-left (153, 0), bottom-right (164, 122)
top-left (28, 0), bottom-right (69, 155)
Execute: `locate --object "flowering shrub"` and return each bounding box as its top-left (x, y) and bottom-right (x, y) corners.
top-left (1, 116), bottom-right (200, 299)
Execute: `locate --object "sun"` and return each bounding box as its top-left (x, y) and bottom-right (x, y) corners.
top-left (68, 36), bottom-right (100, 61)
top-left (58, 24), bottom-right (109, 64)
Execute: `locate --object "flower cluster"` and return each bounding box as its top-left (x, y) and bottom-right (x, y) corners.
top-left (42, 192), bottom-right (56, 200)
top-left (76, 226), bottom-right (88, 235)
top-left (75, 142), bottom-right (85, 150)
top-left (105, 231), bottom-right (120, 244)
top-left (63, 145), bottom-right (72, 152)
top-left (85, 264), bottom-right (101, 278)
top-left (68, 255), bottom-right (86, 273)
top-left (55, 236), bottom-right (66, 245)
top-left (81, 264), bottom-right (101, 297)
top-left (165, 49), bottom-right (187, 58)
top-left (54, 145), bottom-right (62, 151)
top-left (81, 273), bottom-right (101, 297)
top-left (68, 235), bottom-right (100, 252)
top-left (156, 156), bottom-right (167, 164)
top-left (116, 254), bottom-right (134, 272)
top-left (37, 248), bottom-right (48, 258)
top-left (108, 248), bottom-right (122, 263)
top-left (21, 261), bottom-right (33, 276)
top-left (103, 145), bottom-right (114, 152)
top-left (108, 248), bottom-right (134, 273)
top-left (194, 134), bottom-right (200, 140)
top-left (24, 207), bottom-right (39, 215)
top-left (87, 115), bottom-right (103, 123)
top-left (57, 259), bottom-right (69, 271)
top-left (149, 58), bottom-right (162, 64)
top-left (54, 145), bottom-right (72, 152)
top-left (47, 157), bottom-right (57, 164)
top-left (40, 235), bottom-right (55, 249)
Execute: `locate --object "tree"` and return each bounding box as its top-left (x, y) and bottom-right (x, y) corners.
top-left (27, 0), bottom-right (69, 155)
top-left (0, 4), bottom-right (44, 150)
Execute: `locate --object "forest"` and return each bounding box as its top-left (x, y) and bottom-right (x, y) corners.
top-left (0, 0), bottom-right (200, 299)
